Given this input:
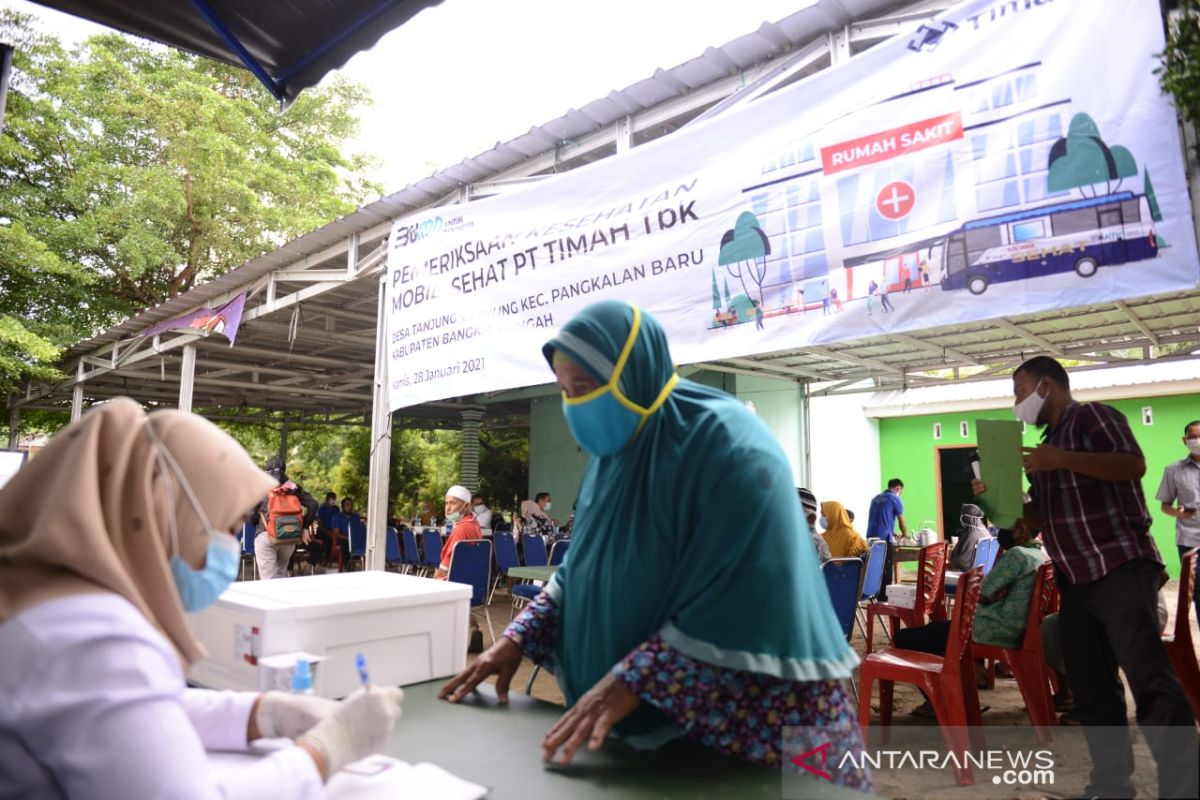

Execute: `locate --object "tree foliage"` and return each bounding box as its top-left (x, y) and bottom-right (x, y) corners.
top-left (1159, 0), bottom-right (1200, 163)
top-left (0, 10), bottom-right (381, 397)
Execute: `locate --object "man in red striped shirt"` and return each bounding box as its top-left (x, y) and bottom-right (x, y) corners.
top-left (975, 356), bottom-right (1196, 799)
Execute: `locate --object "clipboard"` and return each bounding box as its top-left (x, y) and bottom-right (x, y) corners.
top-left (975, 419), bottom-right (1025, 528)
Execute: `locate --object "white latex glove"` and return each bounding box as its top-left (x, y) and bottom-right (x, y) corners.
top-left (255, 691), bottom-right (340, 739)
top-left (297, 687), bottom-right (405, 775)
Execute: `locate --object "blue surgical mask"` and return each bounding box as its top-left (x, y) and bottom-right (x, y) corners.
top-left (170, 533), bottom-right (240, 613)
top-left (819, 516), bottom-right (829, 530)
top-left (145, 422), bottom-right (240, 613)
top-left (446, 511), bottom-right (462, 522)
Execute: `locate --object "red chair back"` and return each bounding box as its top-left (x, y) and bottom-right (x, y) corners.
top-left (1020, 562), bottom-right (1056, 649)
top-left (943, 566), bottom-right (983, 671)
top-left (918, 541), bottom-right (949, 619)
top-left (1174, 549), bottom-right (1197, 643)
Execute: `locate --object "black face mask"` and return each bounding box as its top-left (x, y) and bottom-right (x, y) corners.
top-left (997, 529), bottom-right (1017, 551)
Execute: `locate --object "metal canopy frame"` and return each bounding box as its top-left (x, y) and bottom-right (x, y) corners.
top-left (10, 0), bottom-right (1200, 565)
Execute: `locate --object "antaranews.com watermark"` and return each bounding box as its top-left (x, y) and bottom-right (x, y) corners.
top-left (781, 725), bottom-right (1197, 799)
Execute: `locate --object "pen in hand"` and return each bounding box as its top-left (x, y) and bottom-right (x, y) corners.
top-left (355, 653), bottom-right (371, 689)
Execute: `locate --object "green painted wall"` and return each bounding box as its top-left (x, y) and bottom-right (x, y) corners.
top-left (879, 393), bottom-right (1200, 577)
top-left (734, 373), bottom-right (806, 486)
top-left (528, 393), bottom-right (591, 519)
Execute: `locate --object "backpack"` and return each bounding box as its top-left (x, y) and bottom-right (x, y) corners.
top-left (264, 485), bottom-right (305, 542)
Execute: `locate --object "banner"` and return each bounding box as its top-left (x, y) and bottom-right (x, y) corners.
top-left (142, 293), bottom-right (246, 345)
top-left (386, 0), bottom-right (1198, 412)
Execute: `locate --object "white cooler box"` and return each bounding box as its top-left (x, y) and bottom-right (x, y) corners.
top-left (188, 571), bottom-right (471, 698)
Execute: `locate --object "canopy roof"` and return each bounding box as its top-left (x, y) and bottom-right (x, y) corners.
top-left (13, 0), bottom-right (1200, 426)
top-left (28, 0), bottom-right (443, 104)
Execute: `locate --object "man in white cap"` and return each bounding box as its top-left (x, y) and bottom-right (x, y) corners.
top-left (434, 485), bottom-right (481, 580)
top-left (436, 484), bottom-right (484, 651)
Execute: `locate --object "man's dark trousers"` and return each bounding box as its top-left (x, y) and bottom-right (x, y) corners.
top-left (1058, 558), bottom-right (1198, 798)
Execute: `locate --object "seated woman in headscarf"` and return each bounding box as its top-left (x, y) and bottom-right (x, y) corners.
top-left (821, 500), bottom-right (868, 559)
top-left (895, 521), bottom-right (1047, 716)
top-left (948, 502), bottom-right (991, 572)
top-left (797, 487), bottom-right (832, 564)
top-left (0, 399), bottom-right (404, 797)
top-left (441, 302), bottom-right (868, 789)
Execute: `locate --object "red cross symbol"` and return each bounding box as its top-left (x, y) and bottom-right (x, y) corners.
top-left (875, 180), bottom-right (916, 220)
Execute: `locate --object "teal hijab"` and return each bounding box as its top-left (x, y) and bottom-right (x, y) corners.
top-left (542, 300), bottom-right (858, 743)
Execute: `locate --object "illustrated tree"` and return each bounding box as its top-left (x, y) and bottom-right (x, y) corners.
top-left (1144, 168), bottom-right (1164, 222)
top-left (723, 277), bottom-right (732, 307)
top-left (0, 10), bottom-right (381, 398)
top-left (711, 268), bottom-right (721, 311)
top-left (717, 211), bottom-right (772, 309)
top-left (1046, 113), bottom-right (1138, 197)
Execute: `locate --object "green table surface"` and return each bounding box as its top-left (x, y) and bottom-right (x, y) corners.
top-left (507, 565), bottom-right (557, 581)
top-left (388, 679), bottom-right (782, 799)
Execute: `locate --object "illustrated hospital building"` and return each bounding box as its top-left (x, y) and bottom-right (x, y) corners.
top-left (744, 60), bottom-right (1070, 309)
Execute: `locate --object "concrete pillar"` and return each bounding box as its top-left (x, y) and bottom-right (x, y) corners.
top-left (178, 344), bottom-right (196, 413)
top-left (278, 414), bottom-right (289, 468)
top-left (460, 408), bottom-right (484, 492)
top-left (70, 362), bottom-right (84, 422)
top-left (365, 276), bottom-right (393, 570)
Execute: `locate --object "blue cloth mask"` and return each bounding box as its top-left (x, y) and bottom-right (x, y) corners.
top-left (563, 390), bottom-right (642, 457)
top-left (557, 304), bottom-right (678, 458)
top-left (170, 533), bottom-right (240, 613)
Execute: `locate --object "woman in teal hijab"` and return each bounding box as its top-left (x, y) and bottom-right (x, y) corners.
top-left (441, 301), bottom-right (868, 788)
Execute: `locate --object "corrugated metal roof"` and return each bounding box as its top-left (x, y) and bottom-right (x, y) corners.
top-left (59, 0), bottom-right (907, 361)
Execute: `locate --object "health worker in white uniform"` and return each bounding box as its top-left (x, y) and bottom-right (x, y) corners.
top-left (0, 398), bottom-right (403, 798)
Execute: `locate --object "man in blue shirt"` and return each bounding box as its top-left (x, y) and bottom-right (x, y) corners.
top-left (866, 478), bottom-right (908, 600)
top-left (310, 492), bottom-right (338, 567)
top-left (332, 497), bottom-right (362, 571)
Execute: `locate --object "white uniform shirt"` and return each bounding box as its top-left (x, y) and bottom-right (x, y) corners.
top-left (0, 593), bottom-right (322, 799)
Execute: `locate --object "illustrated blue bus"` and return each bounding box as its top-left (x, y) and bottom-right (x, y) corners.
top-left (940, 191), bottom-right (1157, 295)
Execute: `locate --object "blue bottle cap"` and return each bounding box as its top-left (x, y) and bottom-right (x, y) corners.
top-left (291, 657), bottom-right (313, 692)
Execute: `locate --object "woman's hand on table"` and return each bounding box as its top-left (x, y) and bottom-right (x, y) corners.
top-left (438, 636), bottom-right (523, 703)
top-left (541, 672), bottom-right (639, 765)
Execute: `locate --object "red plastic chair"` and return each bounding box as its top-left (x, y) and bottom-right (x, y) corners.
top-left (866, 541), bottom-right (948, 650)
top-left (974, 561), bottom-right (1058, 744)
top-left (1163, 548), bottom-right (1200, 721)
top-left (859, 567), bottom-right (986, 786)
